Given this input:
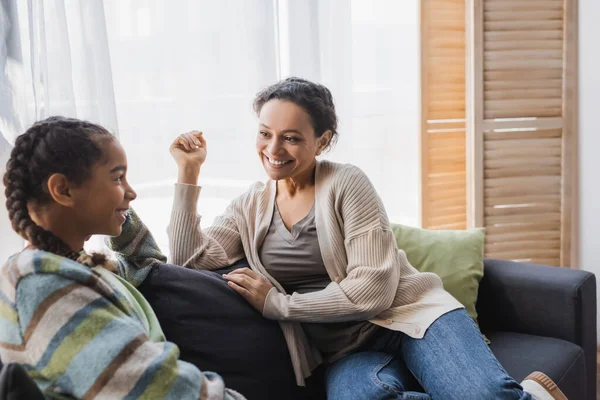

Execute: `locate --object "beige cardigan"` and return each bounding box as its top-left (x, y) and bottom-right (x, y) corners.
top-left (168, 160), bottom-right (463, 385)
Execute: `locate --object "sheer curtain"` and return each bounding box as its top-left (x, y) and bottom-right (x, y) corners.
top-left (0, 0), bottom-right (420, 258)
top-left (0, 0), bottom-right (118, 259)
top-left (278, 0), bottom-right (420, 225)
top-left (102, 0), bottom-right (278, 254)
top-left (103, 0), bottom-right (419, 254)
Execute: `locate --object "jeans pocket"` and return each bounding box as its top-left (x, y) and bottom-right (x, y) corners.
top-left (370, 354), bottom-right (403, 396)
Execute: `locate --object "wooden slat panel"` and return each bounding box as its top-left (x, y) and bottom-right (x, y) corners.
top-left (485, 166), bottom-right (562, 179)
top-left (486, 98), bottom-right (562, 111)
top-left (479, 0), bottom-right (568, 265)
top-left (484, 49), bottom-right (562, 61)
top-left (428, 110), bottom-right (467, 120)
top-left (487, 230), bottom-right (561, 242)
top-left (485, 30), bottom-right (563, 41)
top-left (485, 108), bottom-right (562, 119)
top-left (429, 213), bottom-right (468, 227)
top-left (560, 0), bottom-right (578, 268)
top-left (484, 137), bottom-right (562, 149)
top-left (484, 69), bottom-right (562, 80)
top-left (486, 221), bottom-right (561, 236)
top-left (430, 195), bottom-right (468, 209)
top-left (485, 156), bottom-right (561, 169)
top-left (485, 183), bottom-right (561, 198)
top-left (485, 79), bottom-right (562, 90)
top-left (421, 0), bottom-right (467, 230)
top-left (484, 20), bottom-right (563, 32)
top-left (484, 128), bottom-right (562, 141)
top-left (485, 194), bottom-right (562, 206)
top-left (485, 146), bottom-right (562, 159)
top-left (428, 0), bottom-right (576, 267)
top-left (428, 172), bottom-right (466, 185)
top-left (486, 239), bottom-right (561, 253)
top-left (483, 0), bottom-right (565, 121)
top-left (485, 39), bottom-right (563, 50)
top-left (430, 206), bottom-right (466, 219)
top-left (485, 1), bottom-right (563, 12)
top-left (486, 212), bottom-right (561, 226)
top-left (485, 88), bottom-right (562, 100)
top-left (485, 203), bottom-right (560, 217)
top-left (486, 249), bottom-right (560, 260)
top-left (484, 10), bottom-right (563, 21)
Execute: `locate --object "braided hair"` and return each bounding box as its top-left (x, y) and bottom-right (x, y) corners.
top-left (3, 116), bottom-right (114, 266)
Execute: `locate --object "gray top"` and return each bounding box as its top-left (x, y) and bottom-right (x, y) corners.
top-left (259, 203), bottom-right (378, 362)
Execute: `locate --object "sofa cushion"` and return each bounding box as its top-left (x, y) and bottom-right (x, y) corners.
top-left (487, 331), bottom-right (585, 400)
top-left (390, 224), bottom-right (485, 325)
top-left (137, 262), bottom-right (303, 400)
top-left (0, 363), bottom-right (45, 400)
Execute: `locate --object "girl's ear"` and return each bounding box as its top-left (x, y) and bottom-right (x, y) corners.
top-left (46, 173), bottom-right (75, 207)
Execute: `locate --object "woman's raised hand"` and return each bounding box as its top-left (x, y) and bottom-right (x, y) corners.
top-left (170, 131), bottom-right (207, 185)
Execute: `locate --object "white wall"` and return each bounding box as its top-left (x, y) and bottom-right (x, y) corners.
top-left (578, 0), bottom-right (600, 341)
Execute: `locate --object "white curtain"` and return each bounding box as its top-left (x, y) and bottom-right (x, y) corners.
top-left (0, 0), bottom-right (118, 143)
top-left (102, 0), bottom-right (279, 255)
top-left (1, 0), bottom-right (420, 257)
top-left (103, 0), bottom-right (420, 255)
top-left (278, 0), bottom-right (420, 226)
top-left (0, 0), bottom-right (119, 258)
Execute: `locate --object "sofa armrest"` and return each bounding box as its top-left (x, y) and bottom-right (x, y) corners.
top-left (477, 259), bottom-right (596, 343)
top-left (477, 258), bottom-right (596, 398)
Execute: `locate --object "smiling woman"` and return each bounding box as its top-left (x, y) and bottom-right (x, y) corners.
top-left (95, 0), bottom-right (423, 257)
top-left (113, 77), bottom-right (567, 399)
top-left (254, 78), bottom-right (336, 184)
top-left (256, 100), bottom-right (327, 181)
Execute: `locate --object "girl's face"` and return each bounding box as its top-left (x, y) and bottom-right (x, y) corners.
top-left (69, 138), bottom-right (137, 237)
top-left (256, 99), bottom-right (327, 182)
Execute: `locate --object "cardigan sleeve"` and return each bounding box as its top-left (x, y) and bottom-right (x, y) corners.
top-left (167, 183), bottom-right (245, 270)
top-left (262, 166), bottom-right (402, 322)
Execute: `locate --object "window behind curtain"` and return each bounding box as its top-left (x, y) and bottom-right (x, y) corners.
top-left (0, 135), bottom-right (24, 261)
top-left (103, 0), bottom-right (421, 255)
top-left (103, 0), bottom-right (278, 254)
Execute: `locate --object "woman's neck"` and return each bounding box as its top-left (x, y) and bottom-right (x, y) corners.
top-left (278, 161), bottom-right (316, 198)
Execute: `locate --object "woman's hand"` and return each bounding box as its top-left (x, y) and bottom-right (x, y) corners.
top-left (224, 268), bottom-right (274, 313)
top-left (170, 131), bottom-right (207, 184)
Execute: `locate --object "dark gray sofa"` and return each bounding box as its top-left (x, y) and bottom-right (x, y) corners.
top-left (477, 259), bottom-right (597, 400)
top-left (301, 258), bottom-right (598, 399)
top-left (0, 259), bottom-right (596, 399)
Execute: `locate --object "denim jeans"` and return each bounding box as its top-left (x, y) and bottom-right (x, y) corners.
top-left (325, 309), bottom-right (532, 400)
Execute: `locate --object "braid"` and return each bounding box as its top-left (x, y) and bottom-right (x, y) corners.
top-left (4, 127), bottom-right (79, 260)
top-left (3, 116), bottom-right (113, 267)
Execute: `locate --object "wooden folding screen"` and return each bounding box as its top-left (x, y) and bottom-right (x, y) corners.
top-left (420, 0), bottom-right (468, 230)
top-left (421, 0), bottom-right (578, 267)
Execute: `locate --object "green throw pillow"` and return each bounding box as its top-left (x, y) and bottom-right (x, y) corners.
top-left (390, 224), bottom-right (485, 328)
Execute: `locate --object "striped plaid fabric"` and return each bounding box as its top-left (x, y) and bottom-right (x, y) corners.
top-left (0, 215), bottom-right (244, 400)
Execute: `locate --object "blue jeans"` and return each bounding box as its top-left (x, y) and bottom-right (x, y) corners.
top-left (325, 309), bottom-right (532, 400)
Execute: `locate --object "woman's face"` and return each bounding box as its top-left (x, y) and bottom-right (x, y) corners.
top-left (256, 99), bottom-right (326, 182)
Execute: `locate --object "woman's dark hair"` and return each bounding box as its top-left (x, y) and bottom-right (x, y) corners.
top-left (253, 77), bottom-right (339, 151)
top-left (3, 116), bottom-right (114, 264)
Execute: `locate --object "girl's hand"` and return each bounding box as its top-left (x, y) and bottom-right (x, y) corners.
top-left (170, 131), bottom-right (207, 184)
top-left (224, 268), bottom-right (274, 313)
